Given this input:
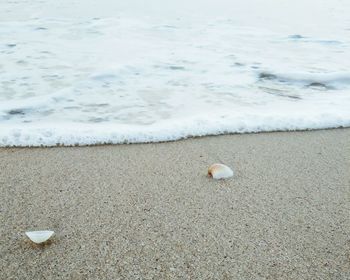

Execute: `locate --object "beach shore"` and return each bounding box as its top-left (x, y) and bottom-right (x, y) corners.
top-left (0, 129), bottom-right (349, 279)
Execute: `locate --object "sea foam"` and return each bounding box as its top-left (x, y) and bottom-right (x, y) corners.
top-left (1, 0), bottom-right (350, 146)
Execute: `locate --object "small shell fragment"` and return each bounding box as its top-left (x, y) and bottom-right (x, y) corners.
top-left (25, 230), bottom-right (54, 244)
top-left (208, 163), bottom-right (233, 179)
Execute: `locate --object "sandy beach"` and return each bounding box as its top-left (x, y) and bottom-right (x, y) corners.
top-left (0, 129), bottom-right (349, 279)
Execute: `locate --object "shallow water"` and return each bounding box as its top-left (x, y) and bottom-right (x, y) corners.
top-left (1, 0), bottom-right (350, 146)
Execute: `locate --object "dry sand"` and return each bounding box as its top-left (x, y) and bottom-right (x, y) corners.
top-left (0, 129), bottom-right (349, 279)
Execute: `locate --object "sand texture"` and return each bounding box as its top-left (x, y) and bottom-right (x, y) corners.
top-left (0, 129), bottom-right (349, 279)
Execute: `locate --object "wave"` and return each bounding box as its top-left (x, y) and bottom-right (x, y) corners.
top-left (1, 0), bottom-right (350, 146)
top-left (1, 111), bottom-right (350, 147)
top-left (258, 71), bottom-right (350, 88)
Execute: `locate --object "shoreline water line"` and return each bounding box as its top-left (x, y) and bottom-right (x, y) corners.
top-left (1, 126), bottom-right (348, 148)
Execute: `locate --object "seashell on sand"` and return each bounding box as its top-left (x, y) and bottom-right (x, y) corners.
top-left (25, 230), bottom-right (54, 244)
top-left (208, 163), bottom-right (233, 179)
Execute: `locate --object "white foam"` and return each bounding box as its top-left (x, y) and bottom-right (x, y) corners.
top-left (1, 0), bottom-right (350, 146)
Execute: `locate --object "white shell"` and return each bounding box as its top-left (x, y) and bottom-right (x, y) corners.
top-left (208, 163), bottom-right (233, 179)
top-left (25, 230), bottom-right (54, 244)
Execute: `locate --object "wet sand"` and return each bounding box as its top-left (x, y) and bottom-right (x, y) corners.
top-left (0, 129), bottom-right (349, 279)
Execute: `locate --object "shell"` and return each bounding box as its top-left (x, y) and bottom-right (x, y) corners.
top-left (25, 230), bottom-right (54, 244)
top-left (208, 163), bottom-right (233, 179)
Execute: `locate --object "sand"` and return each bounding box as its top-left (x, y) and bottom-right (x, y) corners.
top-left (0, 129), bottom-right (349, 279)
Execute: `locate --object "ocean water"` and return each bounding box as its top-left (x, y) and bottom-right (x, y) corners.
top-left (1, 0), bottom-right (350, 146)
